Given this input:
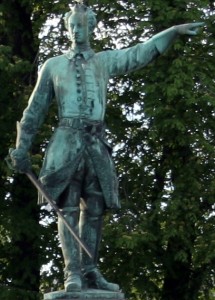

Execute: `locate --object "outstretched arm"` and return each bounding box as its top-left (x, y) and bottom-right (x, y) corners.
top-left (152, 22), bottom-right (204, 53)
top-left (106, 22), bottom-right (204, 77)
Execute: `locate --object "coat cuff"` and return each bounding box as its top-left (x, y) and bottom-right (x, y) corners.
top-left (151, 26), bottom-right (178, 54)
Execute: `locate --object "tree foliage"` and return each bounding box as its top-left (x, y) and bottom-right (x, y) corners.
top-left (0, 0), bottom-right (215, 299)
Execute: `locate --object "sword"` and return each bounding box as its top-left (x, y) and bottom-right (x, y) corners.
top-left (26, 170), bottom-right (93, 259)
top-left (5, 153), bottom-right (93, 260)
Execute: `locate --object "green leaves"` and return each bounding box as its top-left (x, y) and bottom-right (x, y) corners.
top-left (1, 0), bottom-right (215, 299)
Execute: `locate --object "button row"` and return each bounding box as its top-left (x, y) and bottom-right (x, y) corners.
top-left (75, 56), bottom-right (83, 99)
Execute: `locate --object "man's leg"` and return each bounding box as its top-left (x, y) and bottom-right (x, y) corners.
top-left (79, 153), bottom-right (120, 291)
top-left (79, 193), bottom-right (103, 273)
top-left (58, 183), bottom-right (82, 292)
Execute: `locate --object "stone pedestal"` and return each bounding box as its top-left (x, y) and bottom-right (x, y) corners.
top-left (44, 289), bottom-right (125, 300)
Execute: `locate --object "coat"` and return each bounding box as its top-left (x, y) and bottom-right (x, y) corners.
top-left (18, 27), bottom-right (177, 208)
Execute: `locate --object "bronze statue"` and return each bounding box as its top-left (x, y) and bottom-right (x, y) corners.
top-left (9, 1), bottom-right (204, 293)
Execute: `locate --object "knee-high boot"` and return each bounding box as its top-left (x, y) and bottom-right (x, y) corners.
top-left (80, 208), bottom-right (120, 291)
top-left (58, 207), bottom-right (82, 292)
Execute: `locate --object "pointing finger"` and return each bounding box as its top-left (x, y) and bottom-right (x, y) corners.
top-left (191, 22), bottom-right (205, 28)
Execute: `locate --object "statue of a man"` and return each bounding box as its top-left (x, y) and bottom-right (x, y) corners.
top-left (9, 2), bottom-right (203, 293)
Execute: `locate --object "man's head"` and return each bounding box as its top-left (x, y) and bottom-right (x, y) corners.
top-left (64, 3), bottom-right (97, 44)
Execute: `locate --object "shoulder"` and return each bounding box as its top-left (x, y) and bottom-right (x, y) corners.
top-left (39, 54), bottom-right (68, 73)
top-left (43, 54), bottom-right (67, 67)
top-left (45, 54), bottom-right (67, 66)
top-left (96, 48), bottom-right (127, 60)
top-left (94, 49), bottom-right (116, 62)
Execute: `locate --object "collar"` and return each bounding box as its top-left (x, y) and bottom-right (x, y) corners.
top-left (65, 48), bottom-right (95, 61)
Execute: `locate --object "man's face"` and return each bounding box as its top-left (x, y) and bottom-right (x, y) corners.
top-left (68, 12), bottom-right (89, 44)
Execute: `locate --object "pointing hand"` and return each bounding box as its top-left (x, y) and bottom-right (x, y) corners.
top-left (175, 22), bottom-right (205, 36)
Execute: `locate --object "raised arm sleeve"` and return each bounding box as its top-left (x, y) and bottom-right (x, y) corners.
top-left (106, 26), bottom-right (179, 77)
top-left (107, 41), bottom-right (159, 77)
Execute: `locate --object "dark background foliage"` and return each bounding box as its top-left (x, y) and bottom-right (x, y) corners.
top-left (0, 1), bottom-right (215, 299)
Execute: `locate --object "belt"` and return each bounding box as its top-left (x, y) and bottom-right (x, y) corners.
top-left (59, 118), bottom-right (104, 135)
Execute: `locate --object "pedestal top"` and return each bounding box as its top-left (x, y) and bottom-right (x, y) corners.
top-left (44, 289), bottom-right (125, 300)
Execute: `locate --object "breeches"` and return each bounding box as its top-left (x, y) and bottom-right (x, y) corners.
top-left (58, 149), bottom-right (105, 216)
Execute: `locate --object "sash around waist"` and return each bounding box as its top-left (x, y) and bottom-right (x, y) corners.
top-left (58, 117), bottom-right (105, 135)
